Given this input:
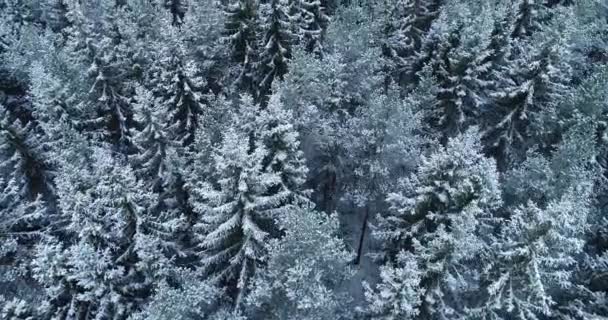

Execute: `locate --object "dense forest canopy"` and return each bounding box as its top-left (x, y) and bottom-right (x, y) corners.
top-left (1, 0), bottom-right (608, 319)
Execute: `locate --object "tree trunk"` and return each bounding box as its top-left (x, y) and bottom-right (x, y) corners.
top-left (354, 205), bottom-right (370, 265)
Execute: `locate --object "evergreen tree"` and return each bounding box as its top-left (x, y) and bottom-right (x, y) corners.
top-left (60, 0), bottom-right (156, 154)
top-left (466, 120), bottom-right (598, 319)
top-left (0, 103), bottom-right (54, 210)
top-left (180, 0), bottom-right (226, 96)
top-left (131, 85), bottom-right (196, 262)
top-left (279, 5), bottom-right (381, 213)
top-left (246, 209), bottom-right (353, 320)
top-left (256, 92), bottom-right (312, 214)
top-left (192, 94), bottom-right (310, 310)
top-left (83, 39), bottom-right (135, 152)
top-left (415, 3), bottom-right (495, 142)
top-left (32, 147), bottom-right (179, 319)
top-left (131, 85), bottom-right (182, 193)
top-left (379, 0), bottom-right (442, 86)
top-left (483, 13), bottom-right (574, 167)
top-left (147, 19), bottom-right (208, 147)
top-left (163, 0), bottom-right (188, 26)
top-left (257, 0), bottom-right (295, 99)
top-left (0, 103), bottom-right (54, 298)
top-left (470, 190), bottom-right (592, 319)
top-left (130, 269), bottom-right (223, 320)
top-left (193, 124), bottom-right (270, 310)
top-left (511, 0), bottom-right (550, 39)
top-left (344, 89), bottom-right (429, 264)
top-left (298, 0), bottom-right (329, 56)
top-left (363, 251), bottom-right (423, 320)
top-left (372, 128), bottom-right (502, 318)
top-left (223, 0), bottom-right (259, 94)
top-left (39, 0), bottom-right (71, 32)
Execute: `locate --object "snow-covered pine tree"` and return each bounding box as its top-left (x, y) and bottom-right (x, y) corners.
top-left (180, 0), bottom-right (226, 96)
top-left (255, 92), bottom-right (312, 216)
top-left (0, 102), bottom-right (54, 293)
top-left (32, 147), bottom-right (181, 320)
top-left (470, 188), bottom-right (592, 319)
top-left (469, 119), bottom-right (599, 319)
top-left (414, 3), bottom-right (495, 142)
top-left (0, 103), bottom-right (54, 207)
top-left (59, 1), bottom-right (134, 153)
top-left (193, 125), bottom-right (270, 310)
top-left (379, 0), bottom-right (442, 87)
top-left (131, 85), bottom-right (194, 261)
top-left (223, 0), bottom-right (260, 95)
top-left (344, 89), bottom-right (429, 264)
top-left (501, 115), bottom-right (598, 207)
top-left (131, 85), bottom-right (179, 192)
top-left (483, 9), bottom-right (574, 167)
top-left (147, 17), bottom-right (208, 147)
top-left (257, 0), bottom-right (295, 100)
top-left (363, 250), bottom-right (423, 320)
top-left (371, 128), bottom-right (502, 319)
top-left (568, 0), bottom-right (608, 77)
top-left (192, 93), bottom-right (310, 310)
top-left (511, 0), bottom-right (551, 39)
top-left (130, 269), bottom-right (223, 320)
top-left (553, 73), bottom-right (608, 317)
top-left (246, 209), bottom-right (353, 320)
top-left (277, 5), bottom-right (381, 213)
top-left (163, 0), bottom-right (188, 26)
top-left (0, 296), bottom-right (39, 319)
top-left (0, 101), bottom-right (55, 244)
top-left (0, 0), bottom-right (47, 30)
top-left (29, 58), bottom-right (86, 162)
top-left (83, 40), bottom-right (136, 153)
top-left (39, 0), bottom-right (71, 33)
top-left (298, 0), bottom-right (329, 56)
top-left (59, 0), bottom-right (159, 154)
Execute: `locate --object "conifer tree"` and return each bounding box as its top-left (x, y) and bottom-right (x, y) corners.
top-left (257, 0), bottom-right (295, 99)
top-left (246, 209), bottom-right (353, 320)
top-left (483, 12), bottom-right (573, 167)
top-left (511, 0), bottom-right (550, 39)
top-left (363, 251), bottom-right (423, 320)
top-left (40, 0), bottom-right (70, 32)
top-left (470, 120), bottom-right (599, 319)
top-left (163, 0), bottom-right (188, 26)
top-left (131, 85), bottom-right (194, 261)
top-left (0, 103), bottom-right (54, 290)
top-left (0, 105), bottom-right (50, 308)
top-left (60, 0), bottom-right (159, 154)
top-left (345, 89), bottom-right (429, 264)
top-left (372, 128), bottom-right (502, 318)
top-left (470, 190), bottom-right (592, 319)
top-left (193, 125), bottom-right (271, 310)
top-left (131, 86), bottom-right (179, 192)
top-left (83, 41), bottom-right (135, 152)
top-left (33, 147), bottom-right (180, 320)
top-left (299, 0), bottom-right (329, 56)
top-left (415, 3), bottom-right (495, 142)
top-left (147, 19), bottom-right (208, 147)
top-left (130, 269), bottom-right (223, 320)
top-left (181, 0), bottom-right (226, 96)
top-left (192, 94), bottom-right (310, 310)
top-left (223, 0), bottom-right (260, 94)
top-left (379, 0), bottom-right (442, 86)
top-left (256, 92), bottom-right (312, 214)
top-left (278, 5), bottom-right (381, 212)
